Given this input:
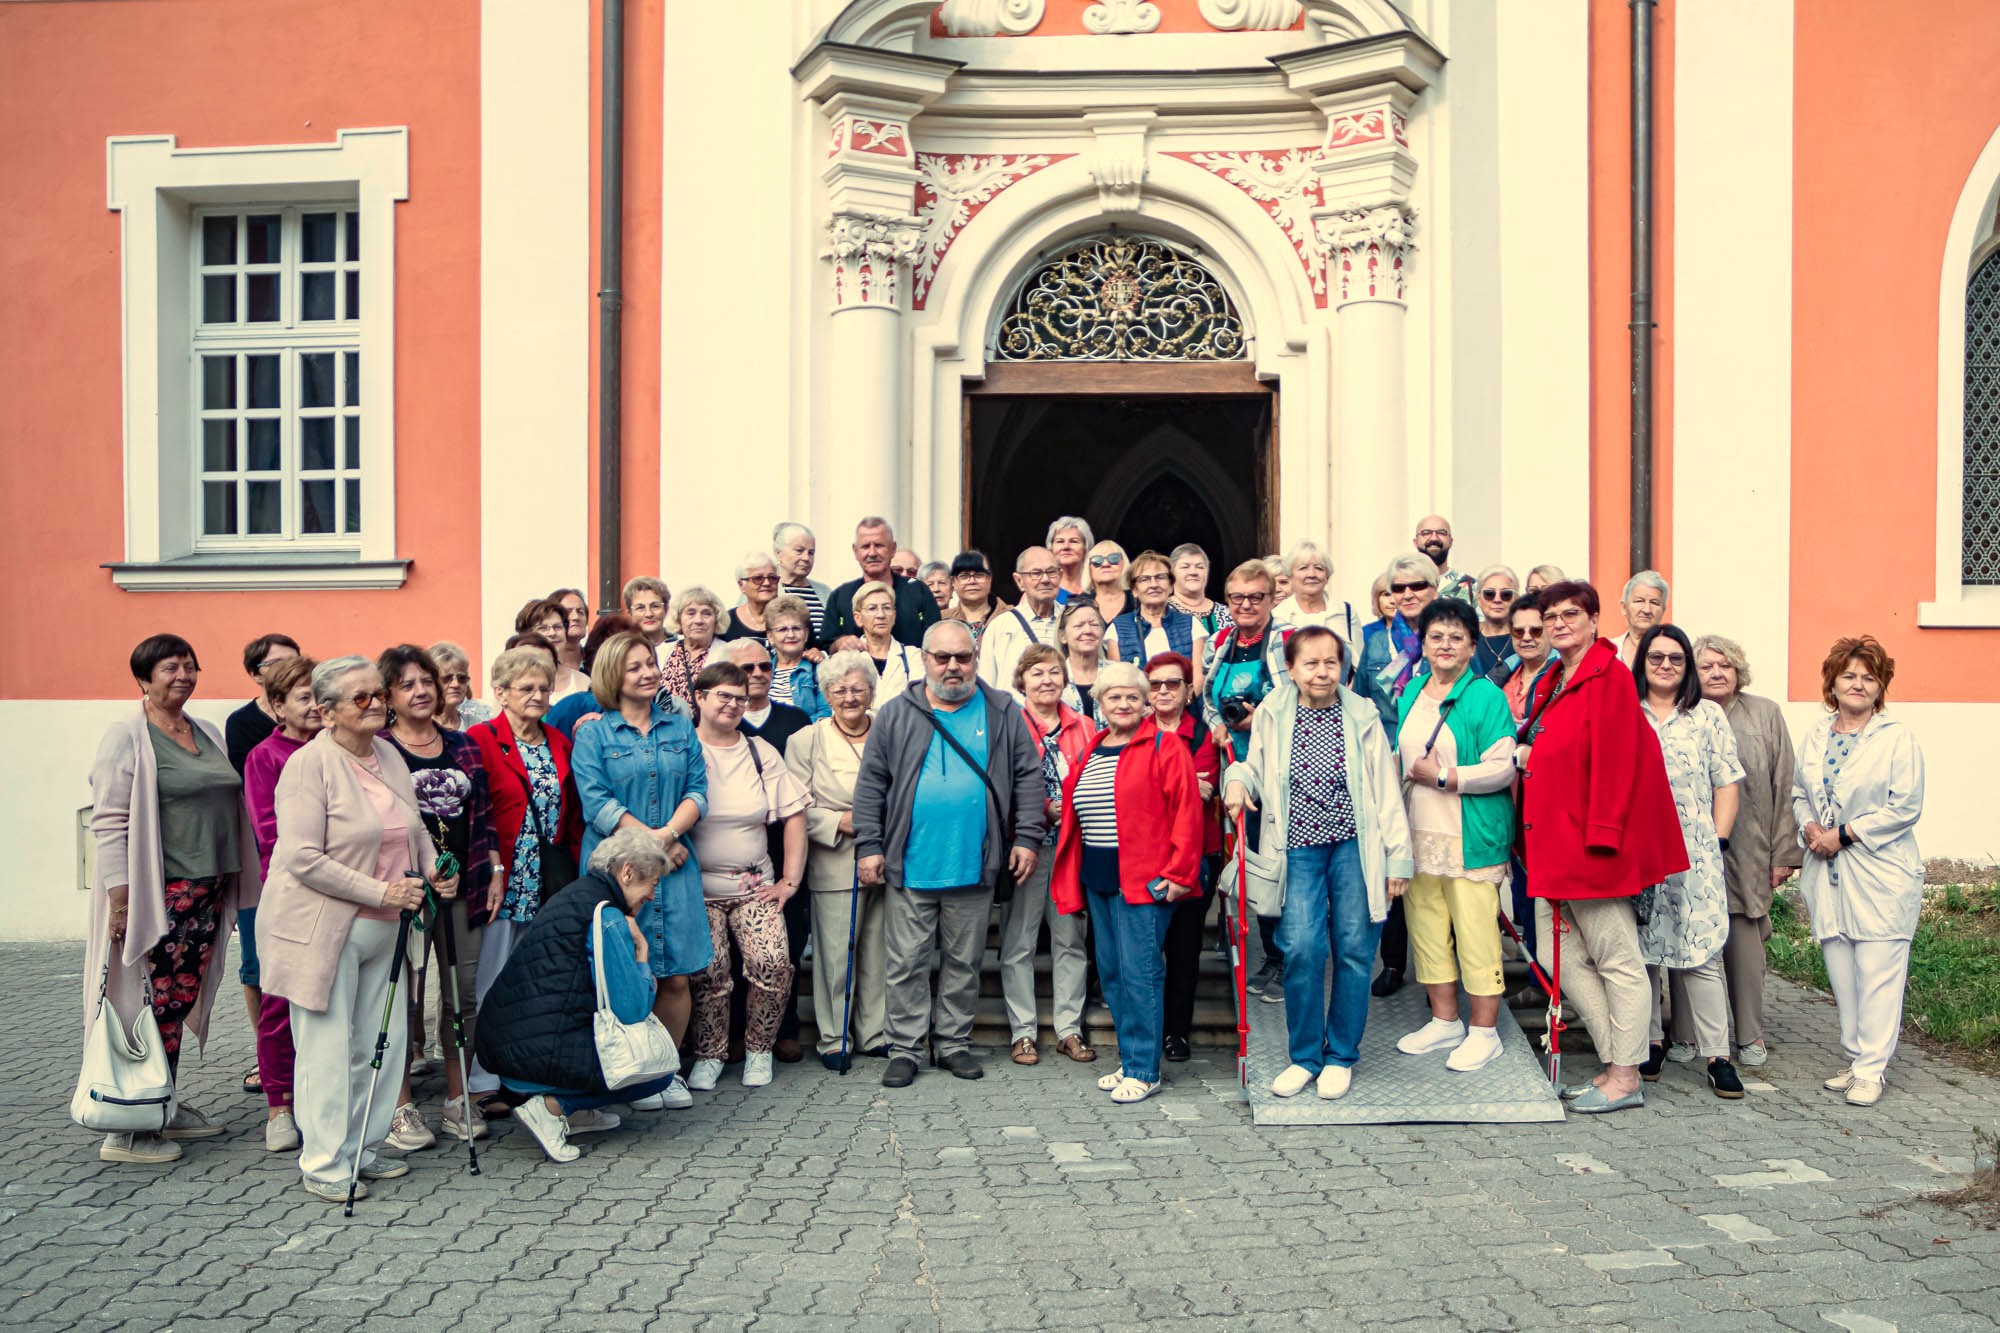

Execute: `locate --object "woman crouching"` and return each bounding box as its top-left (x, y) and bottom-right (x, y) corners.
top-left (474, 827), bottom-right (683, 1162)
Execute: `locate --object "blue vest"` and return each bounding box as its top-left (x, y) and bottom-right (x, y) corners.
top-left (1112, 606), bottom-right (1195, 666)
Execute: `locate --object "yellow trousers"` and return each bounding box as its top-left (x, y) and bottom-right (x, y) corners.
top-left (1405, 873), bottom-right (1505, 996)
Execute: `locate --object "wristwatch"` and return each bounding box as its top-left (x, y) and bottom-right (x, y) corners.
top-left (1435, 768), bottom-right (1450, 790)
top-left (1838, 824), bottom-right (1855, 848)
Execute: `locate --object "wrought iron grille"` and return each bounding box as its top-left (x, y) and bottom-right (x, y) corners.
top-left (1967, 248), bottom-right (2000, 585)
top-left (993, 235), bottom-right (1246, 361)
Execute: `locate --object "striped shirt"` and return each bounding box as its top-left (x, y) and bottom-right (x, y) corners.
top-left (784, 583), bottom-right (826, 640)
top-left (1074, 745), bottom-right (1124, 894)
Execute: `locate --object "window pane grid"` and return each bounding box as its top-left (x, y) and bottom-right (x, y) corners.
top-left (1965, 249), bottom-right (2000, 586)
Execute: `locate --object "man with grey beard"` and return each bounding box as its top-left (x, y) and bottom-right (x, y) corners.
top-left (853, 620), bottom-right (1044, 1087)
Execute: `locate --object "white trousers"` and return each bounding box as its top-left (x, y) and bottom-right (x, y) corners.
top-left (466, 917), bottom-right (522, 1095)
top-left (291, 917), bottom-right (410, 1186)
top-left (1821, 936), bottom-right (1911, 1081)
top-left (998, 854), bottom-right (1089, 1043)
top-left (1647, 956), bottom-right (1731, 1058)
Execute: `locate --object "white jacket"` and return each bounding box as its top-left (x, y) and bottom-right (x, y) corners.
top-left (1790, 712), bottom-right (1925, 942)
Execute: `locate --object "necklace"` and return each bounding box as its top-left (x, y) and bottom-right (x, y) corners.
top-left (146, 704), bottom-right (191, 737)
top-left (394, 723), bottom-right (443, 753)
top-left (831, 717), bottom-right (868, 759)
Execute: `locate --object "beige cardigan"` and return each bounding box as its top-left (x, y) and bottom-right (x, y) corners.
top-left (784, 717), bottom-right (864, 893)
top-left (255, 731), bottom-right (435, 1012)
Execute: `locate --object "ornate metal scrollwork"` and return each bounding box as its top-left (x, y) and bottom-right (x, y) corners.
top-left (994, 235), bottom-right (1247, 361)
top-left (1967, 249), bottom-right (2000, 585)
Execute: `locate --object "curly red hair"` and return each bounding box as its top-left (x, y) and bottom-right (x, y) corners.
top-left (1819, 635), bottom-right (1895, 712)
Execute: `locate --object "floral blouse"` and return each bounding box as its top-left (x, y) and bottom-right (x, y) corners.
top-left (498, 738), bottom-right (562, 923)
top-left (1638, 699), bottom-right (1745, 969)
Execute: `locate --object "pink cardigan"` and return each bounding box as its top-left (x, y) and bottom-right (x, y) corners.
top-left (255, 731), bottom-right (435, 1013)
top-left (85, 705), bottom-right (263, 1049)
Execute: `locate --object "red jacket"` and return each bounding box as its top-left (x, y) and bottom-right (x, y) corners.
top-left (1051, 718), bottom-right (1203, 912)
top-left (1518, 638), bottom-right (1688, 900)
top-left (1023, 702), bottom-right (1097, 773)
top-left (469, 717), bottom-right (583, 881)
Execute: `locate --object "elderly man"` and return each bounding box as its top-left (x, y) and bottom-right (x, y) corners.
top-left (890, 549), bottom-right (922, 581)
top-left (1414, 515), bottom-right (1475, 604)
top-left (978, 546), bottom-right (1063, 697)
top-left (1610, 570), bottom-right (1670, 667)
top-left (853, 621), bottom-right (1043, 1087)
top-left (772, 521), bottom-right (833, 643)
top-left (822, 517), bottom-right (942, 650)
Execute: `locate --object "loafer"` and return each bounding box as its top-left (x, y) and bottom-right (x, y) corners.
top-left (1369, 967), bottom-right (1404, 998)
top-left (1316, 1065), bottom-right (1352, 1100)
top-left (1163, 1035), bottom-right (1191, 1063)
top-left (1269, 1064), bottom-right (1314, 1098)
top-left (1569, 1085), bottom-right (1644, 1114)
top-left (1559, 1080), bottom-right (1597, 1101)
top-left (1011, 1038), bottom-right (1039, 1066)
top-left (882, 1056), bottom-right (919, 1088)
top-left (772, 1039), bottom-right (804, 1064)
top-left (1706, 1058), bottom-right (1746, 1100)
top-left (1056, 1035), bottom-right (1097, 1064)
top-left (1639, 1043), bottom-right (1666, 1082)
top-left (937, 1050), bottom-right (983, 1080)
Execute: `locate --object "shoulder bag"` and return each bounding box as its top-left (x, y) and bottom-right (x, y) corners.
top-left (591, 902), bottom-right (679, 1089)
top-left (71, 957), bottom-right (174, 1131)
top-left (921, 707), bottom-right (1018, 903)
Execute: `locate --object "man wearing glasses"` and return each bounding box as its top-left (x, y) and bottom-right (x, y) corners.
top-left (1413, 515), bottom-right (1475, 605)
top-left (853, 621), bottom-right (1044, 1088)
top-left (978, 546), bottom-right (1063, 699)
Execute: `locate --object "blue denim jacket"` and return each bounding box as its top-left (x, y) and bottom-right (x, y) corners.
top-left (571, 703), bottom-right (709, 867)
top-left (775, 661), bottom-right (829, 720)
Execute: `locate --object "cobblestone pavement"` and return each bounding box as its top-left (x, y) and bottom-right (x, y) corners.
top-left (6, 941), bottom-right (1999, 1332)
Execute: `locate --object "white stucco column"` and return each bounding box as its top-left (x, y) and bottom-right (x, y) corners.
top-left (1324, 205), bottom-right (1419, 588)
top-left (821, 212), bottom-right (922, 530)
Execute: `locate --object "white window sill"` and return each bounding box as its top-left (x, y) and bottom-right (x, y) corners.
top-left (105, 554), bottom-right (410, 592)
top-left (1916, 596), bottom-right (2000, 628)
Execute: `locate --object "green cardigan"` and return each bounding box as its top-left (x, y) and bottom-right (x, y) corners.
top-left (1393, 669), bottom-right (1517, 871)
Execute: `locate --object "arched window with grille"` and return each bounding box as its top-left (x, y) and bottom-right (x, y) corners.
top-left (1966, 245), bottom-right (2000, 586)
top-left (991, 234), bottom-right (1248, 362)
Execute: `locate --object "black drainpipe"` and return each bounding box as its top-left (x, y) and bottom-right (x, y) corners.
top-left (596, 0), bottom-right (626, 615)
top-left (1628, 0), bottom-right (1656, 576)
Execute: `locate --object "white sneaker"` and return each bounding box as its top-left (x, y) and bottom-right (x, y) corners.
top-left (742, 1053), bottom-right (774, 1088)
top-left (1270, 1064), bottom-right (1314, 1098)
top-left (1316, 1065), bottom-right (1353, 1100)
top-left (1445, 1027), bottom-right (1504, 1073)
top-left (632, 1075), bottom-right (696, 1110)
top-left (441, 1095), bottom-right (488, 1142)
top-left (1737, 1040), bottom-right (1769, 1068)
top-left (686, 1059), bottom-right (724, 1092)
top-left (303, 1176), bottom-right (362, 1202)
top-left (1396, 1017), bottom-right (1467, 1056)
top-left (566, 1107), bottom-right (621, 1135)
top-left (385, 1102), bottom-right (435, 1152)
top-left (514, 1097), bottom-right (580, 1163)
top-left (264, 1110), bottom-right (301, 1153)
top-left (1666, 1042), bottom-right (1698, 1064)
top-left (1845, 1076), bottom-right (1885, 1106)
top-left (100, 1131), bottom-right (182, 1164)
top-left (1824, 1067), bottom-right (1857, 1091)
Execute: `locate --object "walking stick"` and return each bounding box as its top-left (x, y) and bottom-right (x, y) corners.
top-left (1495, 908), bottom-right (1567, 1086)
top-left (835, 863), bottom-right (861, 1075)
top-left (347, 884), bottom-right (421, 1217)
top-left (433, 888), bottom-right (481, 1176)
top-left (1230, 812), bottom-right (1251, 1091)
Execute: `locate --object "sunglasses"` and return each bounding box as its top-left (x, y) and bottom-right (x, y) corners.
top-left (1646, 652), bottom-right (1687, 668)
top-left (926, 650), bottom-right (976, 666)
top-left (1088, 554), bottom-right (1124, 568)
top-left (742, 573), bottom-right (778, 585)
top-left (1147, 678), bottom-right (1187, 691)
top-left (1391, 581), bottom-right (1431, 595)
top-left (344, 690), bottom-right (387, 708)
top-left (1510, 626), bottom-right (1544, 640)
top-left (1481, 588), bottom-right (1516, 602)
top-left (741, 662), bottom-right (773, 674)
top-left (440, 672), bottom-right (472, 684)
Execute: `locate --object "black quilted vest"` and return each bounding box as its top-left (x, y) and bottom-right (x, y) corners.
top-left (473, 872), bottom-right (624, 1094)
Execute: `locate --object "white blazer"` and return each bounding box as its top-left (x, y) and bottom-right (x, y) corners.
top-left (1790, 712), bottom-right (1925, 942)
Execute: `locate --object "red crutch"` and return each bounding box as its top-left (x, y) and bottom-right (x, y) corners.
top-left (1496, 904), bottom-right (1567, 1086)
top-left (1229, 811), bottom-right (1252, 1090)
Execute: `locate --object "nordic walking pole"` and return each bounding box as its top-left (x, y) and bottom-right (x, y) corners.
top-left (433, 885), bottom-right (481, 1176)
top-left (1232, 812), bottom-right (1251, 1091)
top-left (347, 883), bottom-right (421, 1217)
top-left (835, 863), bottom-right (860, 1075)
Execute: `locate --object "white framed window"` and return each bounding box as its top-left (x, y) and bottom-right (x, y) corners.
top-left (105, 129), bottom-right (409, 591)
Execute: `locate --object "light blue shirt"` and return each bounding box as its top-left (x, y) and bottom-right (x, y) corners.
top-left (902, 702), bottom-right (989, 890)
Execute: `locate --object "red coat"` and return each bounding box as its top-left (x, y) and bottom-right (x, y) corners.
top-left (468, 717), bottom-right (583, 882)
top-left (1518, 638), bottom-right (1688, 900)
top-left (1023, 702), bottom-right (1097, 773)
top-left (1051, 718), bottom-right (1203, 912)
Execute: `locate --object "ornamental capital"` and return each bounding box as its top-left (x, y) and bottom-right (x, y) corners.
top-left (1315, 204), bottom-right (1418, 304)
top-left (823, 212), bottom-right (925, 309)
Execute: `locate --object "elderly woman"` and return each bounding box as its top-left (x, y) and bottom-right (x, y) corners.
top-left (1525, 564), bottom-right (1566, 594)
top-left (1223, 627), bottom-right (1411, 1101)
top-left (1147, 651), bottom-right (1223, 1062)
top-left (622, 576), bottom-right (674, 649)
top-left (474, 826), bottom-right (682, 1163)
top-left (1611, 570), bottom-right (1670, 668)
top-left (765, 594), bottom-right (827, 720)
top-left (784, 651), bottom-right (886, 1068)
top-left (724, 551), bottom-right (782, 649)
top-left (686, 663), bottom-right (809, 1090)
top-left (1273, 541), bottom-right (1361, 650)
top-left (1630, 624), bottom-right (1747, 1099)
top-left (1004, 643), bottom-right (1099, 1066)
top-left (429, 641), bottom-right (493, 730)
top-left (517, 598), bottom-right (591, 702)
top-left (1112, 550), bottom-right (1207, 690)
top-left (943, 550), bottom-right (1009, 643)
top-left (1360, 572), bottom-right (1394, 665)
top-left (1690, 634), bottom-right (1802, 1067)
top-left (1058, 601), bottom-right (1113, 724)
top-left (87, 634), bottom-right (263, 1165)
top-left (1267, 555), bottom-right (1292, 603)
top-left (918, 561), bottom-right (953, 613)
top-left (1048, 515), bottom-right (1094, 606)
top-left (855, 580), bottom-right (923, 706)
top-left (772, 521), bottom-right (832, 643)
top-left (379, 644), bottom-right (502, 1146)
top-left (466, 646), bottom-right (583, 1120)
top-left (1516, 581), bottom-right (1687, 1114)
top-left (1170, 542), bottom-right (1226, 637)
top-left (551, 587), bottom-right (591, 673)
top-left (1051, 662), bottom-right (1202, 1104)
top-left (544, 613), bottom-right (638, 740)
top-left (257, 657), bottom-right (458, 1202)
top-left (1794, 636), bottom-right (1925, 1108)
top-left (1472, 565), bottom-right (1520, 677)
top-left (1359, 554), bottom-right (1440, 732)
top-left (226, 632), bottom-right (300, 1092)
top-left (1489, 591), bottom-right (1549, 725)
top-left (570, 630), bottom-right (710, 1109)
top-left (1086, 540), bottom-right (1137, 628)
top-left (659, 586), bottom-right (728, 710)
top-left (1391, 600), bottom-right (1518, 1074)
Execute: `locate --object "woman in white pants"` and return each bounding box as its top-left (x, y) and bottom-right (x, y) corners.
top-left (1793, 635), bottom-right (1925, 1108)
top-left (257, 658), bottom-right (458, 1203)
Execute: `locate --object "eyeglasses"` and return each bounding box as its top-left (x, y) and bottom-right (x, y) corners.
top-left (1226, 592), bottom-right (1269, 605)
top-left (440, 672), bottom-right (472, 684)
top-left (345, 690), bottom-right (387, 708)
top-left (1509, 626), bottom-right (1544, 640)
top-left (742, 573), bottom-right (778, 585)
top-left (1416, 527), bottom-right (1451, 540)
top-left (956, 570), bottom-right (990, 580)
top-left (507, 683), bottom-right (552, 698)
top-left (827, 685), bottom-right (871, 700)
top-left (1480, 588), bottom-right (1516, 602)
top-left (1147, 678), bottom-right (1186, 691)
top-left (1018, 566), bottom-right (1059, 580)
top-left (1544, 607), bottom-right (1589, 625)
top-left (628, 601), bottom-right (666, 615)
top-left (1133, 573), bottom-right (1171, 585)
top-left (769, 624), bottom-right (806, 635)
top-left (1645, 652), bottom-right (1686, 668)
top-left (926, 650), bottom-right (976, 666)
top-left (1390, 581), bottom-right (1431, 595)
top-left (1088, 554), bottom-right (1124, 568)
top-left (1422, 633), bottom-right (1469, 648)
top-left (701, 691), bottom-right (748, 708)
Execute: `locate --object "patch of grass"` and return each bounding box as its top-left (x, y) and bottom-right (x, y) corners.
top-left (1767, 884), bottom-right (2000, 1065)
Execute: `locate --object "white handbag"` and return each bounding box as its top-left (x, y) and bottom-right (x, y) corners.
top-left (591, 902), bottom-right (679, 1090)
top-left (1224, 838), bottom-right (1286, 919)
top-left (71, 959), bottom-right (174, 1132)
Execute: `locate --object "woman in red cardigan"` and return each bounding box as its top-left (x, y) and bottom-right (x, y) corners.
top-left (1517, 580), bottom-right (1687, 1115)
top-left (466, 646), bottom-right (583, 1119)
top-left (1052, 661), bottom-right (1203, 1104)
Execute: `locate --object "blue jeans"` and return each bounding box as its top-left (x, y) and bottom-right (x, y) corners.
top-left (237, 907), bottom-right (260, 987)
top-left (1088, 885), bottom-right (1172, 1084)
top-left (504, 1072), bottom-right (679, 1115)
top-left (1276, 838), bottom-right (1380, 1072)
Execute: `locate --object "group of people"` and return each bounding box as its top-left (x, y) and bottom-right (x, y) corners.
top-left (81, 511), bottom-right (1929, 1192)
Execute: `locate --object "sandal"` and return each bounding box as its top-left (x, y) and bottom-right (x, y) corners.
top-left (1096, 1066), bottom-right (1126, 1093)
top-left (1055, 1035), bottom-right (1097, 1064)
top-left (1110, 1077), bottom-right (1159, 1104)
top-left (1011, 1038), bottom-right (1039, 1066)
top-left (242, 1068), bottom-right (262, 1095)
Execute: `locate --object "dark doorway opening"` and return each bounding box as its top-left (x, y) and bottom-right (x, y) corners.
top-left (963, 365), bottom-right (1275, 600)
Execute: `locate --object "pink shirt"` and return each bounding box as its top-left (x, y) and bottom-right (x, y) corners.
top-left (351, 755), bottom-right (412, 921)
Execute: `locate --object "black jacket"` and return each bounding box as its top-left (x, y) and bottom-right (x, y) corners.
top-left (473, 872), bottom-right (627, 1094)
top-left (821, 572), bottom-right (941, 648)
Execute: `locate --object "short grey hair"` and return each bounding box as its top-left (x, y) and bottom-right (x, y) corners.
top-left (1169, 542), bottom-right (1209, 568)
top-left (922, 619), bottom-right (976, 653)
top-left (1622, 569), bottom-right (1670, 604)
top-left (1284, 540), bottom-right (1332, 577)
top-left (734, 551), bottom-right (778, 581)
top-left (917, 561), bottom-right (949, 583)
top-left (588, 825), bottom-right (670, 881)
top-left (311, 655), bottom-right (380, 711)
top-left (816, 649), bottom-right (879, 696)
top-left (854, 515), bottom-right (894, 541)
top-left (772, 521), bottom-right (814, 549)
top-left (1046, 515), bottom-right (1094, 550)
top-left (1476, 564), bottom-right (1519, 591)
top-left (671, 585), bottom-right (730, 634)
top-left (1692, 634), bottom-right (1753, 690)
top-left (428, 641), bottom-right (470, 672)
top-left (1091, 660), bottom-right (1148, 703)
top-left (1384, 553), bottom-right (1438, 587)
top-left (852, 579), bottom-right (896, 615)
top-left (490, 646), bottom-right (555, 693)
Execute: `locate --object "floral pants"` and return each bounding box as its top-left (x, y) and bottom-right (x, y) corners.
top-left (151, 876), bottom-right (225, 1074)
top-left (690, 897), bottom-right (793, 1059)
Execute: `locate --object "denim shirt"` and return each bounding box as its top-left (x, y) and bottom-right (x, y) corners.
top-left (571, 703), bottom-right (709, 868)
top-left (774, 661), bottom-right (829, 721)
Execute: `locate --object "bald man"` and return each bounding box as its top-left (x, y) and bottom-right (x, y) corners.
top-left (977, 546), bottom-right (1063, 697)
top-left (1414, 514), bottom-right (1475, 604)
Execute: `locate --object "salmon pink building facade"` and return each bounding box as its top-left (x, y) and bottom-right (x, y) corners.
top-left (2, 0), bottom-right (1997, 938)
